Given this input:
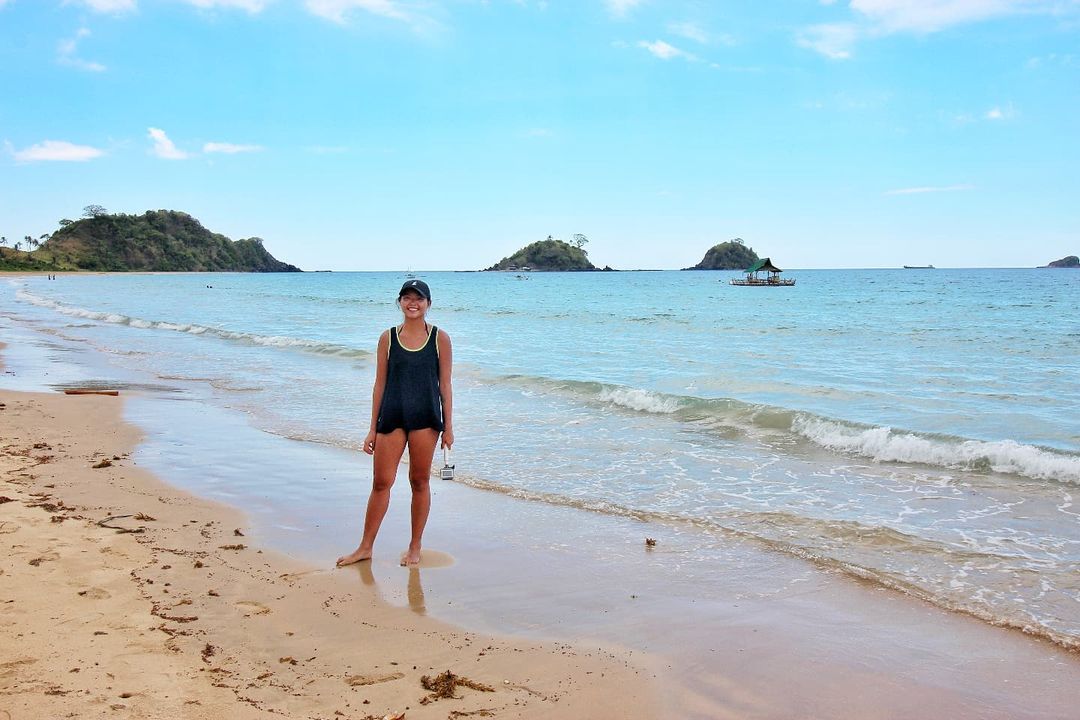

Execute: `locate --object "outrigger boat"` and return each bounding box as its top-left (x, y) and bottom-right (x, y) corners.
top-left (730, 258), bottom-right (795, 286)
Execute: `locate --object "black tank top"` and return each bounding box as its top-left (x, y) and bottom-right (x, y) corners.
top-left (375, 325), bottom-right (444, 433)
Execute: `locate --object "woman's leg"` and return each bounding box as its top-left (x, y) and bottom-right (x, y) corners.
top-left (336, 429), bottom-right (408, 566)
top-left (402, 428), bottom-right (440, 566)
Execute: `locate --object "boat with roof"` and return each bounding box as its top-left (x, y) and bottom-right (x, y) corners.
top-left (729, 258), bottom-right (796, 286)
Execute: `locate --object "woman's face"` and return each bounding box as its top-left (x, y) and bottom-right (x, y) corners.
top-left (398, 290), bottom-right (430, 318)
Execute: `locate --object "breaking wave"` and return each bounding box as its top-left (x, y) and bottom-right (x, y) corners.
top-left (499, 374), bottom-right (1080, 485)
top-left (791, 417), bottom-right (1080, 484)
top-left (17, 289), bottom-right (371, 361)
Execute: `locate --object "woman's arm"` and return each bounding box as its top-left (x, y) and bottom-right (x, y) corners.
top-left (437, 328), bottom-right (454, 449)
top-left (364, 330), bottom-right (391, 454)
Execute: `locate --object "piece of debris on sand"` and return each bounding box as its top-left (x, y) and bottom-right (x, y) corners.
top-left (420, 670), bottom-right (495, 702)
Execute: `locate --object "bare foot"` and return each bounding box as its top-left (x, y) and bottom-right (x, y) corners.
top-left (400, 546), bottom-right (422, 567)
top-left (336, 547), bottom-right (372, 567)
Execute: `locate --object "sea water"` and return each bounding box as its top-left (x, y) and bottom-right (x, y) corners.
top-left (2, 269), bottom-right (1079, 651)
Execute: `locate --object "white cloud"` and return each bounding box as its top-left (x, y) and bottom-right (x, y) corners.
top-left (147, 127), bottom-right (189, 159)
top-left (180, 0), bottom-right (269, 12)
top-left (666, 21), bottom-right (709, 44)
top-left (13, 140), bottom-right (105, 162)
top-left (1026, 53), bottom-right (1078, 69)
top-left (797, 23), bottom-right (858, 60)
top-left (884, 184), bottom-right (974, 195)
top-left (65, 0), bottom-right (137, 13)
top-left (638, 40), bottom-right (694, 61)
top-left (985, 103), bottom-right (1016, 120)
top-left (851, 0), bottom-right (1017, 33)
top-left (848, 0), bottom-right (1079, 34)
top-left (666, 21), bottom-right (738, 48)
top-left (799, 1), bottom-right (1079, 59)
top-left (305, 0), bottom-right (412, 24)
top-left (58, 27), bottom-right (107, 72)
top-left (203, 141), bottom-right (264, 153)
top-left (605, 0), bottom-right (644, 18)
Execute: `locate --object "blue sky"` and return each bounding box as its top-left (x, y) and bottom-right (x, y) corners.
top-left (2, 0), bottom-right (1078, 270)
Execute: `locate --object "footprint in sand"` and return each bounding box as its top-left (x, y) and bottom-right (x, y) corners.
top-left (77, 587), bottom-right (112, 600)
top-left (278, 570), bottom-right (322, 583)
top-left (345, 672), bottom-right (405, 686)
top-left (0, 658), bottom-right (38, 681)
top-left (235, 600), bottom-right (271, 617)
top-left (27, 551), bottom-right (60, 566)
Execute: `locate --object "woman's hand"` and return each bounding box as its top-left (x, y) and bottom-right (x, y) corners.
top-left (363, 430), bottom-right (377, 455)
top-left (440, 429), bottom-right (454, 450)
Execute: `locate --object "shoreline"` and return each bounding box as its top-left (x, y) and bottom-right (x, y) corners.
top-left (0, 385), bottom-right (658, 719)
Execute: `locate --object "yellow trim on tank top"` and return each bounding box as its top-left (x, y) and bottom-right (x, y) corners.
top-left (395, 323), bottom-right (434, 353)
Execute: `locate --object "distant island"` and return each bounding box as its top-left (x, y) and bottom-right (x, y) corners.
top-left (683, 239), bottom-right (759, 270)
top-left (484, 235), bottom-right (611, 272)
top-left (1043, 255), bottom-right (1079, 268)
top-left (0, 207), bottom-right (300, 272)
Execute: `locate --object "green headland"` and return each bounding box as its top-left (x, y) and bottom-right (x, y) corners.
top-left (0, 208), bottom-right (300, 272)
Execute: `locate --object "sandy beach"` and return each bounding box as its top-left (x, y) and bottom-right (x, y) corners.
top-left (0, 383), bottom-right (656, 719)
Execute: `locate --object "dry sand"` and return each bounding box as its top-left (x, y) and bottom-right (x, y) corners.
top-left (0, 387), bottom-right (657, 719)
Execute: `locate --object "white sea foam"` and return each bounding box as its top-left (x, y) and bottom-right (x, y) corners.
top-left (793, 416), bottom-right (1080, 484)
top-left (15, 289), bottom-right (366, 359)
top-left (597, 387), bottom-right (681, 414)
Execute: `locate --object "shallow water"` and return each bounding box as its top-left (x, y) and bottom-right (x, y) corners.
top-left (3, 268), bottom-right (1079, 651)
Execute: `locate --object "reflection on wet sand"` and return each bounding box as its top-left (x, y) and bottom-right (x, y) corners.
top-left (345, 560), bottom-right (428, 616)
top-left (408, 568), bottom-right (426, 615)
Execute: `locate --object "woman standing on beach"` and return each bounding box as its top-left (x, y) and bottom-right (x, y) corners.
top-left (336, 279), bottom-right (453, 568)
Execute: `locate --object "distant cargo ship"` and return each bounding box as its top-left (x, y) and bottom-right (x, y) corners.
top-left (903, 264), bottom-right (935, 269)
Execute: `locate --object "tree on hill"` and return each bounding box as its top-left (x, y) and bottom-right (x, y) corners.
top-left (484, 236), bottom-right (597, 271)
top-left (684, 238), bottom-right (760, 270)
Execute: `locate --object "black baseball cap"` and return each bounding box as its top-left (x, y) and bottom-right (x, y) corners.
top-left (398, 279), bottom-right (431, 302)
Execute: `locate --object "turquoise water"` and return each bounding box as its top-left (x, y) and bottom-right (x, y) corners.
top-left (3, 268), bottom-right (1079, 650)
